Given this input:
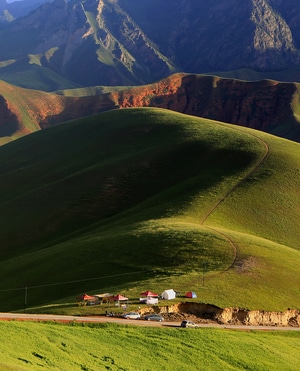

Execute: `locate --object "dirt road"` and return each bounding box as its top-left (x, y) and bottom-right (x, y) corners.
top-left (0, 312), bottom-right (299, 331)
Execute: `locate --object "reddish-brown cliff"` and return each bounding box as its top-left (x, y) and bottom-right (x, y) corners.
top-left (111, 73), bottom-right (300, 142)
top-left (0, 74), bottom-right (299, 144)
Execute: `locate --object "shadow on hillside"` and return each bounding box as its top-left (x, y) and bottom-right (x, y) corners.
top-left (39, 95), bottom-right (117, 129)
top-left (0, 95), bottom-right (20, 137)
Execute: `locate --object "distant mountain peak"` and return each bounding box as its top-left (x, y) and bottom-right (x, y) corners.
top-left (251, 0), bottom-right (298, 60)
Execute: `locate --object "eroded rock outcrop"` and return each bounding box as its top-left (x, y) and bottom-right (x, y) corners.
top-left (141, 301), bottom-right (300, 327)
top-left (216, 307), bottom-right (300, 327)
top-left (112, 73), bottom-right (300, 142)
top-left (1, 73), bottom-right (300, 143)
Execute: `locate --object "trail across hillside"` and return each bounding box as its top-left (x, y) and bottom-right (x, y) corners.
top-left (200, 126), bottom-right (270, 269)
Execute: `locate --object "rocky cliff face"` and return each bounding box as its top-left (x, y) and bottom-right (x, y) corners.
top-left (269, 0), bottom-right (300, 46)
top-left (0, 74), bottom-right (299, 143)
top-left (140, 302), bottom-right (300, 327)
top-left (120, 0), bottom-right (300, 73)
top-left (251, 0), bottom-right (297, 68)
top-left (110, 73), bottom-right (300, 142)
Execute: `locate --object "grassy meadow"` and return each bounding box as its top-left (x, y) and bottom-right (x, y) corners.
top-left (0, 321), bottom-right (299, 371)
top-left (0, 108), bottom-right (299, 313)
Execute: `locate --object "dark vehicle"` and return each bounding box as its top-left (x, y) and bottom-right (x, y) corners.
top-left (106, 311), bottom-right (115, 317)
top-left (144, 314), bottom-right (164, 322)
top-left (180, 320), bottom-right (198, 328)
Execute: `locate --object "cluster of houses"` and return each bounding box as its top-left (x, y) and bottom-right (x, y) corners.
top-left (76, 289), bottom-right (197, 306)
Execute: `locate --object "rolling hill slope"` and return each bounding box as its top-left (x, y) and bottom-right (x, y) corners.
top-left (0, 108), bottom-right (299, 312)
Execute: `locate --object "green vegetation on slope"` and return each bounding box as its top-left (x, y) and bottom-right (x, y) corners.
top-left (206, 66), bottom-right (300, 84)
top-left (55, 85), bottom-right (129, 97)
top-left (0, 321), bottom-right (299, 371)
top-left (0, 108), bottom-right (299, 312)
top-left (0, 62), bottom-right (81, 91)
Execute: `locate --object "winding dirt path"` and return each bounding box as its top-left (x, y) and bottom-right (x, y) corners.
top-left (200, 127), bottom-right (270, 269)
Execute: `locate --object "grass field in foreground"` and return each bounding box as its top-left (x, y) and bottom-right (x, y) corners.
top-left (0, 321), bottom-right (299, 371)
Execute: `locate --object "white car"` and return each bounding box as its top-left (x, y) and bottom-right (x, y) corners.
top-left (122, 312), bottom-right (141, 319)
top-left (180, 320), bottom-right (198, 328)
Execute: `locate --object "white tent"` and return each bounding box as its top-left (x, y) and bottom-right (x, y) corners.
top-left (161, 289), bottom-right (176, 300)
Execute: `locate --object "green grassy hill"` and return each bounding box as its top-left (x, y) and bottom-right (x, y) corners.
top-left (0, 321), bottom-right (299, 371)
top-left (0, 108), bottom-right (299, 312)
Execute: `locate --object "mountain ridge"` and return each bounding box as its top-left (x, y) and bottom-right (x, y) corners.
top-left (110, 73), bottom-right (300, 142)
top-left (1, 74), bottom-right (299, 144)
top-left (1, 0), bottom-right (300, 89)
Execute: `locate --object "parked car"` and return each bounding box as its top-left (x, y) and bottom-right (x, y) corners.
top-left (180, 320), bottom-right (198, 328)
top-left (144, 314), bottom-right (164, 322)
top-left (122, 312), bottom-right (141, 320)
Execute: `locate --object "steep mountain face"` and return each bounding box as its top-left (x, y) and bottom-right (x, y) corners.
top-left (120, 0), bottom-right (300, 72)
top-left (251, 0), bottom-right (298, 68)
top-left (269, 0), bottom-right (300, 46)
top-left (0, 0), bottom-right (300, 88)
top-left (0, 0), bottom-right (174, 86)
